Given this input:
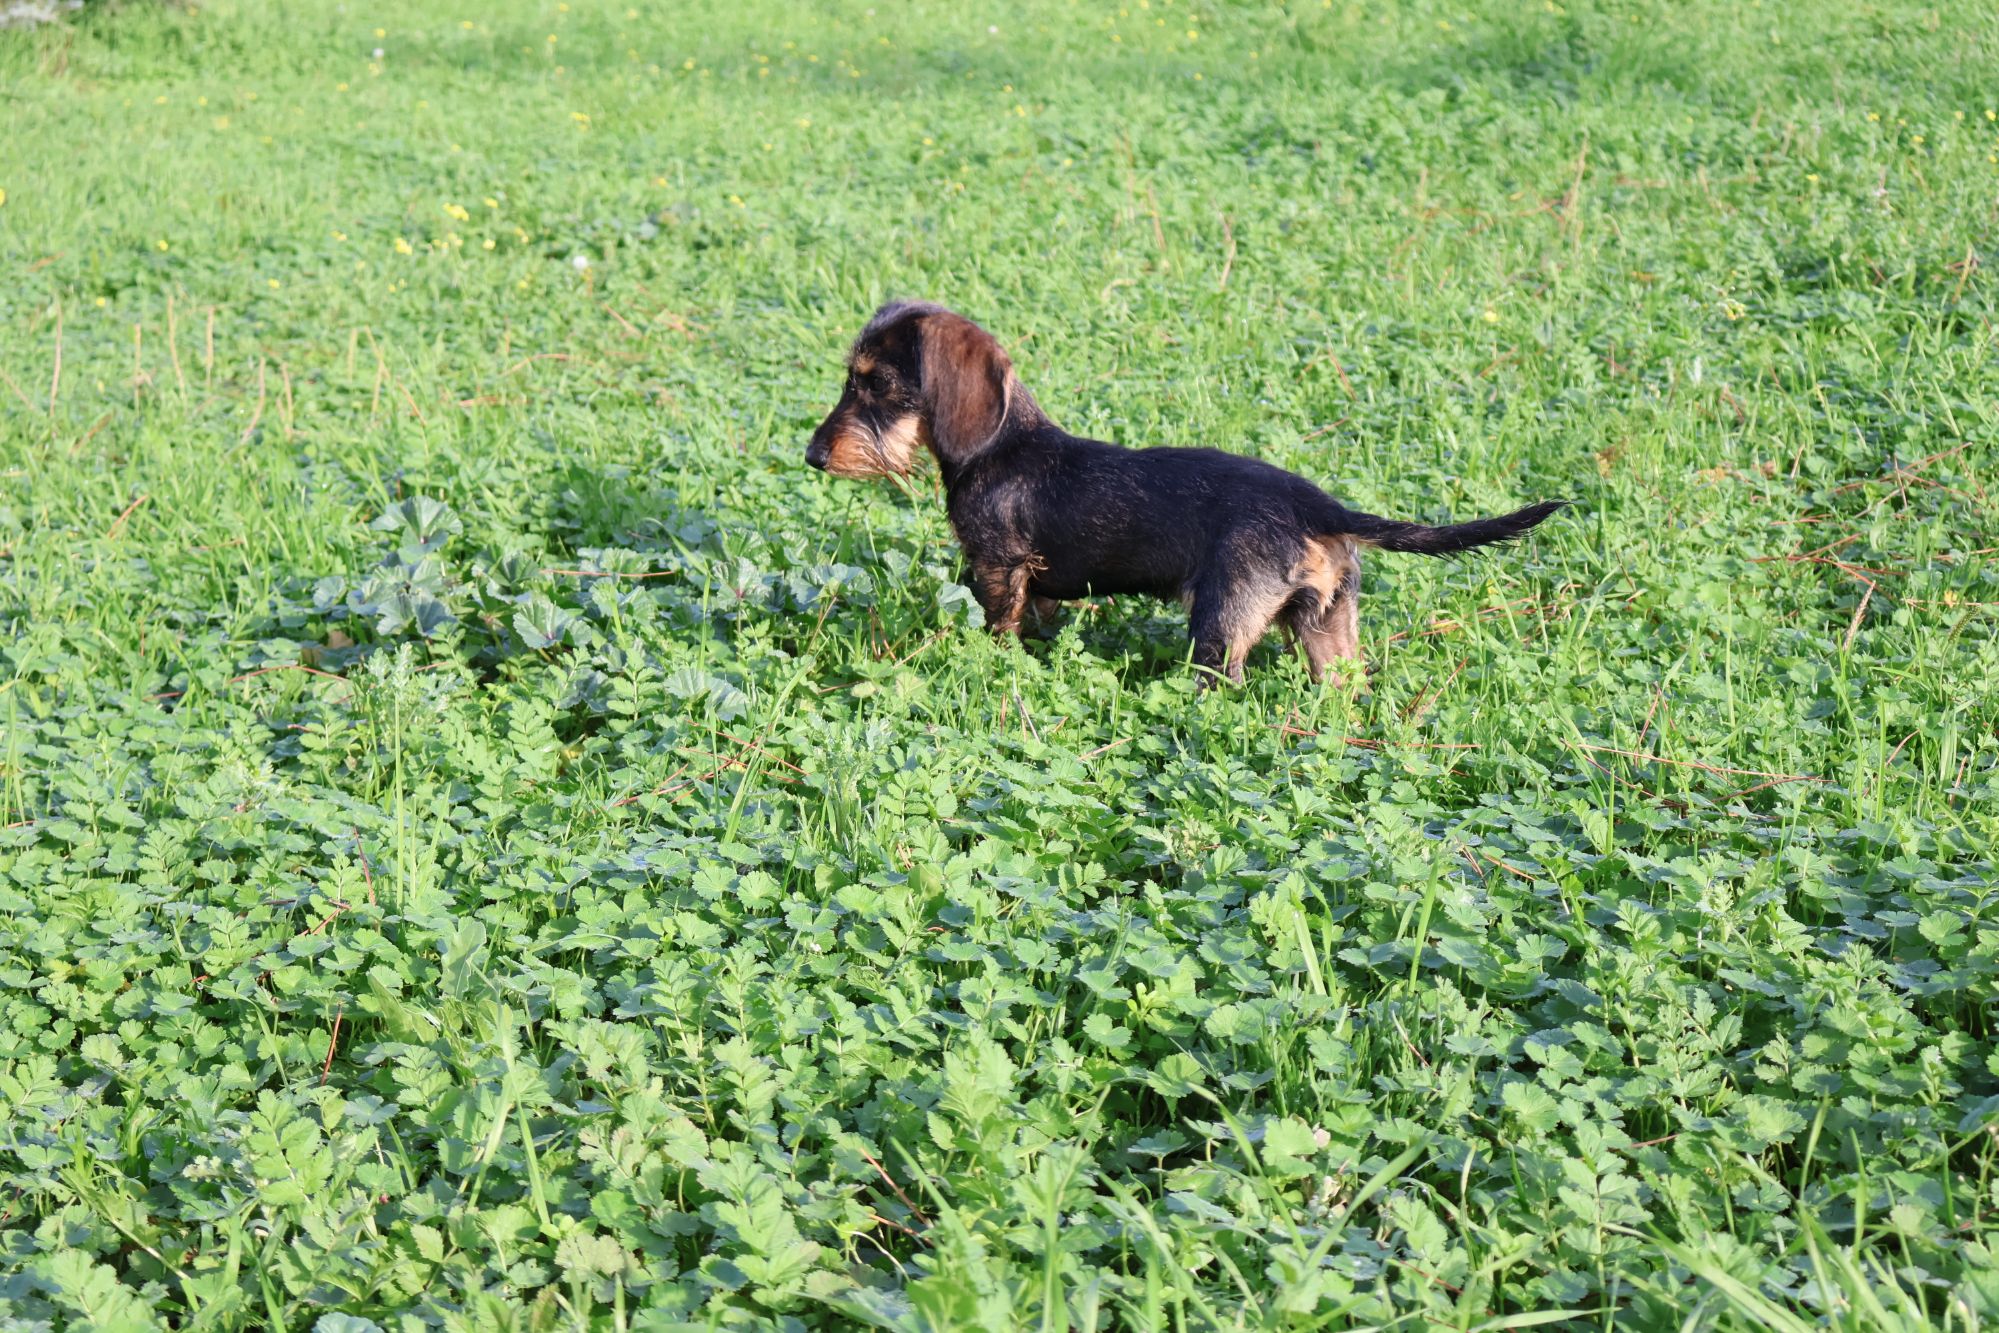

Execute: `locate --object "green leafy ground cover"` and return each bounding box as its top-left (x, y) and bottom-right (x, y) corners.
top-left (3, 0), bottom-right (1999, 1327)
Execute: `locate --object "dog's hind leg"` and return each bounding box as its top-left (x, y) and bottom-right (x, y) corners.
top-left (1286, 542), bottom-right (1362, 685)
top-left (1188, 594), bottom-right (1238, 687)
top-left (1189, 573), bottom-right (1292, 687)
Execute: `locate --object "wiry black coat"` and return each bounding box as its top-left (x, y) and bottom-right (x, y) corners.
top-left (808, 301), bottom-right (1562, 684)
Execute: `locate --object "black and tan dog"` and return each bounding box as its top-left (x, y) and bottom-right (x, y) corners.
top-left (807, 301), bottom-right (1563, 685)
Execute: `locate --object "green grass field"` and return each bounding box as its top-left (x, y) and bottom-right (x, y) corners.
top-left (4, 0), bottom-right (1998, 1327)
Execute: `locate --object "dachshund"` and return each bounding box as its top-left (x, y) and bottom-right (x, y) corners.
top-left (807, 301), bottom-right (1563, 685)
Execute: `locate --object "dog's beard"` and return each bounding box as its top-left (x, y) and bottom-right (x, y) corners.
top-left (824, 413), bottom-right (919, 477)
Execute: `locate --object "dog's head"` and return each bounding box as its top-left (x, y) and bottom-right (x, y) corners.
top-left (806, 301), bottom-right (1031, 479)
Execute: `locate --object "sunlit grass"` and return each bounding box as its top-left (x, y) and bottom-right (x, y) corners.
top-left (1, 0), bottom-right (1996, 1327)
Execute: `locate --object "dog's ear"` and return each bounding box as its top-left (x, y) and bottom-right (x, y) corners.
top-left (916, 311), bottom-right (1013, 463)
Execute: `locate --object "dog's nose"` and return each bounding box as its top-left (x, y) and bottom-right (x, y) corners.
top-left (805, 441), bottom-right (829, 471)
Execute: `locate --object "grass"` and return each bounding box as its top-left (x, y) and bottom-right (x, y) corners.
top-left (2, 0), bottom-right (1997, 1326)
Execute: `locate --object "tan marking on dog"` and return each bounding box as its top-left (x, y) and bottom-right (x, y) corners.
top-left (1289, 537), bottom-right (1362, 684)
top-left (1288, 538), bottom-right (1344, 604)
top-left (818, 427), bottom-right (883, 478)
top-left (819, 412), bottom-right (921, 478)
top-left (872, 413), bottom-right (921, 474)
top-left (851, 353), bottom-right (877, 376)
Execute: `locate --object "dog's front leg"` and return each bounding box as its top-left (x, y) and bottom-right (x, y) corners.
top-left (969, 559), bottom-right (1031, 637)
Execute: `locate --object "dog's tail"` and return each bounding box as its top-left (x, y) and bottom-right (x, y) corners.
top-left (1333, 499), bottom-right (1566, 556)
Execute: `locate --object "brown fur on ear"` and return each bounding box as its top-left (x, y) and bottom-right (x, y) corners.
top-left (916, 312), bottom-right (1018, 465)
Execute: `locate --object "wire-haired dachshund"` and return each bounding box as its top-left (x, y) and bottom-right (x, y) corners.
top-left (807, 301), bottom-right (1564, 685)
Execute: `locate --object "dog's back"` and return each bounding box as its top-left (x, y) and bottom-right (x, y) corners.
top-left (948, 434), bottom-right (1332, 602)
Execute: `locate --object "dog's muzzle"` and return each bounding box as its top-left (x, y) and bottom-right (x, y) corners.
top-left (805, 435), bottom-right (831, 471)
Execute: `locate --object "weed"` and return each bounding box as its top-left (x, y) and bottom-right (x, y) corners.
top-left (1, 0), bottom-right (1996, 1327)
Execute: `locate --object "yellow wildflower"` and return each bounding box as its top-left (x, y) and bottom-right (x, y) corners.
top-left (393, 237), bottom-right (413, 254)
